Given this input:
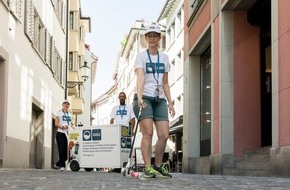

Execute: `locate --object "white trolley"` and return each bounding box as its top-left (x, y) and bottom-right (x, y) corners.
top-left (68, 124), bottom-right (132, 172)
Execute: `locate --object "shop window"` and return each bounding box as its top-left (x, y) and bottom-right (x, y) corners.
top-left (200, 47), bottom-right (211, 157)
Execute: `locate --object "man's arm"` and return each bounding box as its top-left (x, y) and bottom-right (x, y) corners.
top-left (110, 118), bottom-right (114, 124)
top-left (130, 118), bottom-right (135, 128)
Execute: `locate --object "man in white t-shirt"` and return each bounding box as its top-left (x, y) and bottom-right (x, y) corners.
top-left (110, 92), bottom-right (136, 130)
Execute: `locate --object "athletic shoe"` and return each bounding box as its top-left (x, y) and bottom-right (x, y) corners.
top-left (53, 164), bottom-right (60, 170)
top-left (153, 163), bottom-right (172, 179)
top-left (59, 167), bottom-right (65, 171)
top-left (143, 166), bottom-right (160, 178)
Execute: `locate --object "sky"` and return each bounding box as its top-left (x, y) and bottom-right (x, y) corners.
top-left (80, 0), bottom-right (167, 100)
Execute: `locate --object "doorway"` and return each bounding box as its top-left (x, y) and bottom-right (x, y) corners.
top-left (51, 118), bottom-right (58, 168)
top-left (200, 47), bottom-right (211, 156)
top-left (30, 104), bottom-right (44, 168)
top-left (248, 0), bottom-right (272, 147)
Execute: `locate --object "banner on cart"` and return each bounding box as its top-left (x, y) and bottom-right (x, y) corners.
top-left (80, 125), bottom-right (120, 167)
top-left (121, 126), bottom-right (131, 149)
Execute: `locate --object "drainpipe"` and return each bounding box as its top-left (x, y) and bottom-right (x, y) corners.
top-left (65, 0), bottom-right (69, 99)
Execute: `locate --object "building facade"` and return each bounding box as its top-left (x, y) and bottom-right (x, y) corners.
top-left (77, 45), bottom-right (98, 128)
top-left (158, 0), bottom-right (185, 172)
top-left (184, 0), bottom-right (290, 177)
top-left (67, 0), bottom-right (91, 125)
top-left (91, 85), bottom-right (117, 126)
top-left (0, 0), bottom-right (67, 168)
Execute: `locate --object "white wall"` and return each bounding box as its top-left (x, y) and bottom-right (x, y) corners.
top-left (0, 0), bottom-right (66, 168)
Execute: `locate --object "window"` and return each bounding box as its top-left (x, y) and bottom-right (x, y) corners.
top-left (69, 12), bottom-right (74, 30)
top-left (176, 6), bottom-right (184, 34)
top-left (69, 52), bottom-right (78, 71)
top-left (34, 10), bottom-right (46, 60)
top-left (176, 50), bottom-right (183, 78)
top-left (169, 59), bottom-right (175, 86)
top-left (52, 0), bottom-right (66, 29)
top-left (79, 26), bottom-right (85, 41)
top-left (171, 22), bottom-right (175, 43)
top-left (188, 0), bottom-right (204, 26)
top-left (180, 6), bottom-right (184, 30)
top-left (200, 46), bottom-right (211, 156)
top-left (166, 29), bottom-right (171, 46)
top-left (160, 36), bottom-right (166, 50)
top-left (69, 52), bottom-right (73, 70)
top-left (53, 48), bottom-right (63, 84)
top-left (78, 55), bottom-right (82, 69)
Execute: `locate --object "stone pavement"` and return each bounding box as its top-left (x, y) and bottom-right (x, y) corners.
top-left (0, 168), bottom-right (290, 190)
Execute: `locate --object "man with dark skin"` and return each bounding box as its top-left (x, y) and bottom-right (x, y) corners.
top-left (110, 92), bottom-right (135, 133)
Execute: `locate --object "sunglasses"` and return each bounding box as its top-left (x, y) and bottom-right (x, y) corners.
top-left (146, 34), bottom-right (160, 38)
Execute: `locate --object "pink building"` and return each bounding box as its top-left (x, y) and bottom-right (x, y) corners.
top-left (183, 0), bottom-right (290, 177)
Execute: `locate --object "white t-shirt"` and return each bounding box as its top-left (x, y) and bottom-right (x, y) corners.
top-left (55, 110), bottom-right (72, 133)
top-left (134, 50), bottom-right (170, 98)
top-left (110, 105), bottom-right (135, 127)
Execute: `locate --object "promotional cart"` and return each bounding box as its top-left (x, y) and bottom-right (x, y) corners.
top-left (68, 124), bottom-right (132, 172)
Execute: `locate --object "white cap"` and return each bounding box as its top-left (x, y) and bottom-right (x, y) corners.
top-left (145, 24), bottom-right (161, 35)
top-left (62, 100), bottom-right (70, 105)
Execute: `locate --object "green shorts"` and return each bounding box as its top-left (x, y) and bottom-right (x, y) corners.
top-left (133, 94), bottom-right (169, 121)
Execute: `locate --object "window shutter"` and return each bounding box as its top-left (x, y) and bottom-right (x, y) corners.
top-left (25, 0), bottom-right (34, 42)
top-left (16, 0), bottom-right (22, 19)
top-left (10, 0), bottom-right (22, 19)
top-left (46, 31), bottom-right (51, 65)
top-left (9, 0), bottom-right (17, 13)
top-left (62, 60), bottom-right (66, 85)
top-left (51, 38), bottom-right (55, 72)
top-left (40, 27), bottom-right (46, 59)
top-left (62, 2), bottom-right (66, 29)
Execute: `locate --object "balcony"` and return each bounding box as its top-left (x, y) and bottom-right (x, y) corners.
top-left (70, 97), bottom-right (84, 115)
top-left (67, 70), bottom-right (79, 96)
top-left (69, 31), bottom-right (79, 52)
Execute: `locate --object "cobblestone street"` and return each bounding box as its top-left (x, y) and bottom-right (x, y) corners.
top-left (1, 168), bottom-right (290, 190)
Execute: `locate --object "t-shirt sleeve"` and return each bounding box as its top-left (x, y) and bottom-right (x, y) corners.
top-left (55, 111), bottom-right (61, 119)
top-left (110, 107), bottom-right (115, 119)
top-left (134, 53), bottom-right (144, 71)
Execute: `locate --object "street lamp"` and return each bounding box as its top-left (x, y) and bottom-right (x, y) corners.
top-left (81, 60), bottom-right (90, 82)
top-left (67, 61), bottom-right (90, 88)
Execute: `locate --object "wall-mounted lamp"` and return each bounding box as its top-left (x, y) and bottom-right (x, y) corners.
top-left (81, 60), bottom-right (90, 82)
top-left (67, 61), bottom-right (90, 88)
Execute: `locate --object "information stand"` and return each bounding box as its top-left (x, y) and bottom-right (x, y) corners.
top-left (69, 124), bottom-right (131, 171)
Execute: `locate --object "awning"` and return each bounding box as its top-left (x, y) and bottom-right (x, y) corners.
top-left (169, 115), bottom-right (183, 134)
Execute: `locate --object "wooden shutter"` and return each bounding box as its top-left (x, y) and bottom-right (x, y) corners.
top-left (25, 0), bottom-right (34, 42)
top-left (46, 31), bottom-right (51, 65)
top-left (16, 0), bottom-right (22, 19)
top-left (51, 37), bottom-right (55, 72)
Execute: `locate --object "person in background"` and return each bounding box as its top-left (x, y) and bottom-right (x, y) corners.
top-left (109, 92), bottom-right (136, 173)
top-left (110, 92), bottom-right (136, 132)
top-left (54, 100), bottom-right (75, 171)
top-left (133, 23), bottom-right (175, 178)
